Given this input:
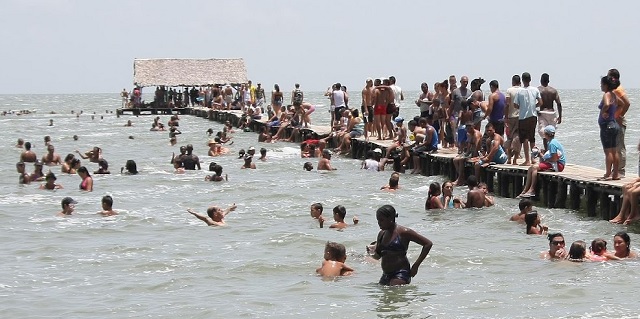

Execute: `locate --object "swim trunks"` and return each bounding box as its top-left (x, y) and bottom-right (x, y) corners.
top-left (379, 269), bottom-right (411, 285)
top-left (374, 105), bottom-right (386, 116)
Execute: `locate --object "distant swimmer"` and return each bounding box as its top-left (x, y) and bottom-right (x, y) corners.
top-left (42, 144), bottom-right (62, 165)
top-left (16, 138), bottom-right (24, 148)
top-left (30, 161), bottom-right (45, 182)
top-left (94, 159), bottom-right (110, 174)
top-left (121, 160), bottom-right (139, 175)
top-left (187, 203), bottom-right (237, 227)
top-left (48, 119), bottom-right (54, 126)
top-left (16, 161), bottom-right (30, 184)
top-left (39, 172), bottom-right (63, 190)
top-left (57, 197), bottom-right (77, 217)
top-left (98, 195), bottom-right (118, 216)
top-left (76, 146), bottom-right (102, 163)
top-left (241, 154), bottom-right (256, 169)
top-left (380, 172), bottom-right (400, 191)
top-left (316, 242), bottom-right (354, 277)
top-left (329, 205), bottom-right (359, 229)
top-left (20, 142), bottom-right (37, 162)
top-left (303, 162), bottom-right (314, 171)
top-left (182, 144), bottom-right (201, 170)
top-left (124, 120), bottom-right (133, 127)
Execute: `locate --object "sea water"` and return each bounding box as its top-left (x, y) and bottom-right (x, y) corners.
top-left (0, 90), bottom-right (639, 318)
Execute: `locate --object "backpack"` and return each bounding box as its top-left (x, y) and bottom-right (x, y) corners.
top-left (293, 89), bottom-right (303, 104)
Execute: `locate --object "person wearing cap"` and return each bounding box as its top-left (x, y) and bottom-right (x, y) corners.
top-left (318, 149), bottom-right (336, 171)
top-left (57, 197), bottom-right (77, 217)
top-left (241, 153), bottom-right (256, 169)
top-left (20, 142), bottom-right (37, 163)
top-left (391, 117), bottom-right (407, 150)
top-left (517, 125), bottom-right (566, 198)
top-left (98, 195), bottom-right (118, 216)
top-left (16, 161), bottom-right (31, 184)
top-left (40, 172), bottom-right (63, 190)
top-left (207, 139), bottom-right (221, 156)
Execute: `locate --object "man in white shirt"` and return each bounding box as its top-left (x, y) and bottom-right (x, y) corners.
top-left (514, 72), bottom-right (542, 166)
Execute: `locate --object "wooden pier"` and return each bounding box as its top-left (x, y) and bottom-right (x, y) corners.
top-left (116, 107), bottom-right (189, 116)
top-left (182, 107), bottom-right (636, 220)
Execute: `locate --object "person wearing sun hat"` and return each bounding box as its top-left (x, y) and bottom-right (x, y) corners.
top-left (517, 125), bottom-right (566, 198)
top-left (57, 197), bottom-right (78, 217)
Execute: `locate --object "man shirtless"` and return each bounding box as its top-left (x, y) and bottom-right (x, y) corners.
top-left (373, 79), bottom-right (394, 140)
top-left (98, 195), bottom-right (118, 217)
top-left (41, 144), bottom-right (62, 165)
top-left (453, 123), bottom-right (483, 185)
top-left (318, 149), bottom-right (336, 171)
top-left (361, 78), bottom-right (374, 139)
top-left (463, 176), bottom-right (486, 208)
top-left (20, 142), bottom-right (37, 162)
top-left (450, 76), bottom-right (472, 151)
top-left (538, 73), bottom-right (562, 150)
top-left (224, 84), bottom-right (233, 110)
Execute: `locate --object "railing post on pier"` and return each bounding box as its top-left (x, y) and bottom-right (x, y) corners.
top-left (547, 179), bottom-right (558, 208)
top-left (569, 182), bottom-right (582, 210)
top-left (599, 192), bottom-right (611, 220)
top-left (556, 180), bottom-right (567, 208)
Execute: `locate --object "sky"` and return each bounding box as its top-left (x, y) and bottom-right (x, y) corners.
top-left (1, 0), bottom-right (639, 94)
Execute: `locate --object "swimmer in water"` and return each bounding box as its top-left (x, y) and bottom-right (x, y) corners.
top-left (76, 146), bottom-right (102, 163)
top-left (39, 172), bottom-right (63, 190)
top-left (316, 242), bottom-right (354, 277)
top-left (303, 162), bottom-right (314, 171)
top-left (380, 172), bottom-right (400, 191)
top-left (98, 195), bottom-right (118, 216)
top-left (187, 203), bottom-right (237, 227)
top-left (57, 197), bottom-right (77, 217)
top-left (329, 205), bottom-right (359, 229)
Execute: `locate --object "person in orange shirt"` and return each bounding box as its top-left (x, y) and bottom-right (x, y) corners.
top-left (608, 68), bottom-right (631, 176)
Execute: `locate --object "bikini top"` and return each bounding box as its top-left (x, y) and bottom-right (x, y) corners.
top-left (376, 230), bottom-right (406, 256)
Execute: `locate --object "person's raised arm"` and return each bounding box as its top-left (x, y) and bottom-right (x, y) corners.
top-left (187, 208), bottom-right (214, 226)
top-left (403, 227), bottom-right (433, 277)
top-left (222, 203), bottom-right (237, 217)
top-left (75, 150), bottom-right (90, 159)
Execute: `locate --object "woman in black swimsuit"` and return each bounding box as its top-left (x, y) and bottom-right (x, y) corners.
top-left (369, 205), bottom-right (433, 286)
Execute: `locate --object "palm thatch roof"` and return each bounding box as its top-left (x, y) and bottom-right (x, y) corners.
top-left (133, 58), bottom-right (248, 87)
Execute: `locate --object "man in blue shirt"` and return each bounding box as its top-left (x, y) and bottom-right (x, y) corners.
top-left (517, 125), bottom-right (565, 198)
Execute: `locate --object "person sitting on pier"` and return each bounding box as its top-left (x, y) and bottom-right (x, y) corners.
top-left (517, 125), bottom-right (565, 198)
top-left (473, 123), bottom-right (507, 179)
top-left (453, 123), bottom-right (482, 185)
top-left (335, 109), bottom-right (364, 155)
top-left (409, 117), bottom-right (439, 174)
top-left (609, 177), bottom-right (640, 225)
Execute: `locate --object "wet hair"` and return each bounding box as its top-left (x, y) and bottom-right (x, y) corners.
top-left (260, 148), bottom-right (267, 155)
top-left (607, 68), bottom-right (620, 80)
top-left (311, 203), bottom-right (323, 213)
top-left (376, 204), bottom-right (398, 220)
top-left (332, 205), bottom-right (347, 220)
top-left (428, 182), bottom-right (441, 198)
top-left (525, 211), bottom-right (539, 234)
top-left (324, 241), bottom-right (346, 261)
top-left (238, 149), bottom-right (246, 159)
top-left (389, 174), bottom-right (399, 188)
top-left (547, 232), bottom-right (564, 243)
top-left (568, 240), bottom-right (587, 261)
top-left (101, 195), bottom-right (113, 208)
top-left (303, 162), bottom-right (313, 171)
top-left (601, 75), bottom-right (620, 91)
top-left (614, 231), bottom-right (631, 255)
top-left (45, 172), bottom-right (56, 181)
top-left (274, 84), bottom-right (280, 92)
top-left (470, 78), bottom-right (485, 90)
top-left (77, 166), bottom-right (90, 177)
top-left (25, 142), bottom-right (32, 150)
top-left (64, 153), bottom-right (75, 162)
top-left (466, 175), bottom-right (478, 188)
top-left (208, 162), bottom-right (217, 171)
top-left (125, 160), bottom-right (138, 174)
top-left (98, 159), bottom-right (108, 169)
top-left (590, 238), bottom-right (607, 255)
top-left (489, 80), bottom-right (499, 89)
top-left (71, 158), bottom-right (81, 168)
top-left (519, 198), bottom-right (533, 211)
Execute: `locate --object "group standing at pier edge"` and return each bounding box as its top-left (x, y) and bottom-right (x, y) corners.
top-left (10, 67), bottom-right (640, 286)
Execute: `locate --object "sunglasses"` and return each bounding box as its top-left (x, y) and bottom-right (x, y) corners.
top-left (551, 240), bottom-right (565, 245)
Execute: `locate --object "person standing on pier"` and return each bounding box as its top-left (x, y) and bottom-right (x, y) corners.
top-left (361, 78), bottom-right (374, 139)
top-left (505, 75), bottom-right (522, 164)
top-left (517, 125), bottom-right (565, 198)
top-left (514, 72), bottom-right (542, 166)
top-left (608, 69), bottom-right (631, 177)
top-left (537, 73), bottom-right (562, 151)
top-left (597, 75), bottom-right (620, 181)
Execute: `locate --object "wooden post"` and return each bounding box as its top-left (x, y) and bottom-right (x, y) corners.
top-left (547, 179), bottom-right (557, 208)
top-left (555, 180), bottom-right (567, 209)
top-left (586, 186), bottom-right (597, 217)
top-left (569, 182), bottom-right (581, 210)
top-left (599, 191), bottom-right (610, 220)
top-left (486, 169), bottom-right (495, 193)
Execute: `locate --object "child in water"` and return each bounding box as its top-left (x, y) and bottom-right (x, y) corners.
top-left (589, 238), bottom-right (621, 261)
top-left (329, 205), bottom-right (359, 229)
top-left (425, 182), bottom-right (443, 209)
top-left (525, 211), bottom-right (548, 235)
top-left (310, 203), bottom-right (326, 228)
top-left (187, 203), bottom-right (237, 227)
top-left (316, 241), bottom-right (354, 277)
top-left (511, 199), bottom-right (533, 223)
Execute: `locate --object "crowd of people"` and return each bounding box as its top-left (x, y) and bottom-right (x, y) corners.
top-left (13, 68), bottom-right (640, 286)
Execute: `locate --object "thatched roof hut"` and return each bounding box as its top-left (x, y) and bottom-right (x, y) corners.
top-left (133, 58), bottom-right (248, 87)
